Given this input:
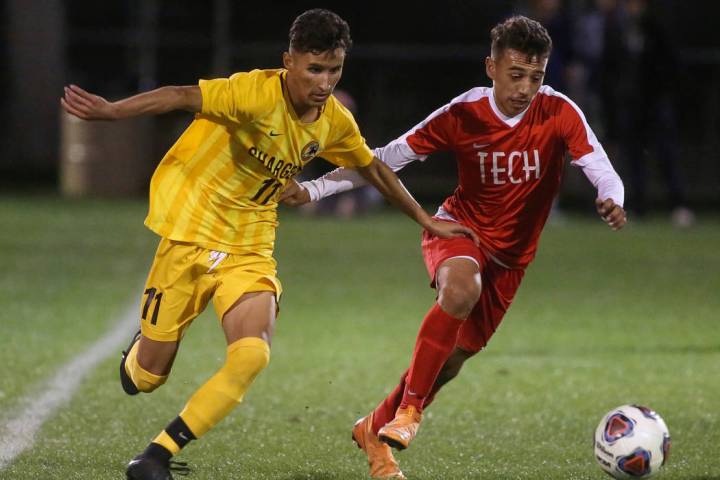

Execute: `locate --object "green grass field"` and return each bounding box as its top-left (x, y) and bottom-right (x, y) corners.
top-left (0, 196), bottom-right (718, 479)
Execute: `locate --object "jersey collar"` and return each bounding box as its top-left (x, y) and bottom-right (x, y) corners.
top-left (488, 87), bottom-right (530, 128)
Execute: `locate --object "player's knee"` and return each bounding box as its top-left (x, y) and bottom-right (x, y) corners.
top-left (438, 282), bottom-right (481, 318)
top-left (223, 338), bottom-right (270, 400)
top-left (227, 342), bottom-right (270, 376)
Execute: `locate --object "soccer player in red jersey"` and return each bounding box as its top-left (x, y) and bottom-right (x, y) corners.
top-left (282, 15), bottom-right (626, 479)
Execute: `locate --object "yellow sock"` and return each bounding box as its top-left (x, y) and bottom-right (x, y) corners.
top-left (125, 341), bottom-right (168, 393)
top-left (152, 416), bottom-right (196, 455)
top-left (153, 430), bottom-right (181, 455)
top-left (178, 337), bottom-right (270, 438)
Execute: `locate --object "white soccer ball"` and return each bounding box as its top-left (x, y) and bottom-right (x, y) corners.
top-left (593, 404), bottom-right (671, 479)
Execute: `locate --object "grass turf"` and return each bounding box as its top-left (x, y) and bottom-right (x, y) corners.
top-left (0, 197), bottom-right (718, 479)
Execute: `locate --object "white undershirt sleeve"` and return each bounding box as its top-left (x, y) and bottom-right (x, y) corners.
top-left (573, 152), bottom-right (625, 207)
top-left (300, 139), bottom-right (426, 202)
top-left (301, 167), bottom-right (365, 202)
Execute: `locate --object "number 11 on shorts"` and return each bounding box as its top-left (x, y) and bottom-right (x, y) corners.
top-left (142, 287), bottom-right (163, 325)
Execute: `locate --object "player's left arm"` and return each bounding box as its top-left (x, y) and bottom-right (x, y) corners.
top-left (557, 97), bottom-right (627, 231)
top-left (583, 156), bottom-right (626, 231)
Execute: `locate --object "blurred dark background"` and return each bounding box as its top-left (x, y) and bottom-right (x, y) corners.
top-left (2, 0), bottom-right (719, 219)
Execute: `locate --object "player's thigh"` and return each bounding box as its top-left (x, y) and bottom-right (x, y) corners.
top-left (435, 257), bottom-right (483, 318)
top-left (137, 238), bottom-right (215, 371)
top-left (422, 228), bottom-right (483, 294)
top-left (221, 291), bottom-right (277, 345)
top-left (457, 264), bottom-right (525, 353)
top-left (213, 260), bottom-right (282, 345)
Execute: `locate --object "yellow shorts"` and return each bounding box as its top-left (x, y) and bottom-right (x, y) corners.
top-left (138, 238), bottom-right (282, 342)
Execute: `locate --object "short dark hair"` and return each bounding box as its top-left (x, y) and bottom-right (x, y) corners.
top-left (490, 16), bottom-right (552, 59)
top-left (289, 9), bottom-right (352, 53)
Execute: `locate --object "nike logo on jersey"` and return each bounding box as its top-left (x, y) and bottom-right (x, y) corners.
top-left (473, 143), bottom-right (491, 149)
top-left (269, 130), bottom-right (283, 136)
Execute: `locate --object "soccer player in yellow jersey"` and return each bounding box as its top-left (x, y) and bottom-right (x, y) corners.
top-left (61, 8), bottom-right (474, 480)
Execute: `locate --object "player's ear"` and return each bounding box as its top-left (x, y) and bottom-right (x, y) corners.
top-left (485, 56), bottom-right (495, 80)
top-left (282, 51), bottom-right (292, 70)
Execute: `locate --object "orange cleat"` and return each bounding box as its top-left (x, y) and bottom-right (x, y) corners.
top-left (352, 413), bottom-right (407, 479)
top-left (378, 406), bottom-right (422, 451)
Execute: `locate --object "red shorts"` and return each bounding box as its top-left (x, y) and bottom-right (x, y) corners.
top-left (422, 229), bottom-right (525, 354)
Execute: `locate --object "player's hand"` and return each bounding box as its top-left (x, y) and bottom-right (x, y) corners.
top-left (596, 198), bottom-right (626, 231)
top-left (279, 179), bottom-right (311, 206)
top-left (61, 84), bottom-right (118, 121)
top-left (426, 219), bottom-right (480, 246)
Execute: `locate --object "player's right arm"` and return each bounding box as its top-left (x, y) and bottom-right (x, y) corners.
top-left (61, 84), bottom-right (202, 121)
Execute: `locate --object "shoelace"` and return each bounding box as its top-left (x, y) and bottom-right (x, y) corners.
top-left (168, 460), bottom-right (191, 476)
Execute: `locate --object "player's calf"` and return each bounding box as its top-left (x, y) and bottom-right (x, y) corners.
top-left (177, 337), bottom-right (270, 439)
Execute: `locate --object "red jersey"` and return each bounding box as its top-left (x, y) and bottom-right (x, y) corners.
top-left (392, 85), bottom-right (612, 268)
top-left (302, 85), bottom-right (623, 269)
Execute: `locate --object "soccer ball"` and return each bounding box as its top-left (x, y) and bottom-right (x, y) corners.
top-left (593, 404), bottom-right (671, 479)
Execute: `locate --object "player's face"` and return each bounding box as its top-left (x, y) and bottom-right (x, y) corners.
top-left (283, 48), bottom-right (345, 114)
top-left (486, 48), bottom-right (548, 117)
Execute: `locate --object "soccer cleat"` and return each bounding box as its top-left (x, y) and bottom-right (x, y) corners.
top-left (119, 329), bottom-right (142, 395)
top-left (126, 454), bottom-right (190, 480)
top-left (352, 413), bottom-right (406, 479)
top-left (378, 406), bottom-right (422, 451)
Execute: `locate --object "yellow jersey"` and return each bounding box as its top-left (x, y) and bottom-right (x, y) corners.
top-left (144, 68), bottom-right (374, 256)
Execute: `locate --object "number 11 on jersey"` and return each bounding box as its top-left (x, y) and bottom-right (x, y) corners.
top-left (251, 179), bottom-right (282, 205)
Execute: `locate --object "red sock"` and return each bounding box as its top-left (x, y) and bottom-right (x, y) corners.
top-left (372, 345), bottom-right (460, 434)
top-left (371, 370), bottom-right (408, 434)
top-left (400, 303), bottom-right (463, 411)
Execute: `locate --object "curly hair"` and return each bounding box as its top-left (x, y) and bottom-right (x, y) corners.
top-left (289, 9), bottom-right (352, 53)
top-left (491, 16), bottom-right (552, 59)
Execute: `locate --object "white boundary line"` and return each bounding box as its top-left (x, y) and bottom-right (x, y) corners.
top-left (0, 304), bottom-right (137, 470)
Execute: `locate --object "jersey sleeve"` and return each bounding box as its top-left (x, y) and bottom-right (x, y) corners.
top-left (556, 97), bottom-right (625, 206)
top-left (199, 70), bottom-right (273, 124)
top-left (404, 104), bottom-right (458, 156)
top-left (556, 97), bottom-right (606, 164)
top-left (320, 101), bottom-right (374, 168)
top-left (372, 102), bottom-right (460, 172)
